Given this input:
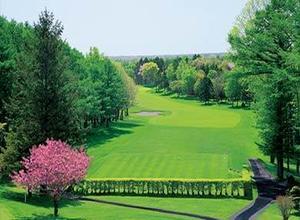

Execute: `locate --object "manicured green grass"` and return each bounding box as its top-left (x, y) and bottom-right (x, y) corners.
top-left (0, 185), bottom-right (252, 219)
top-left (257, 202), bottom-right (299, 220)
top-left (0, 87), bottom-right (264, 219)
top-left (87, 86), bottom-right (263, 179)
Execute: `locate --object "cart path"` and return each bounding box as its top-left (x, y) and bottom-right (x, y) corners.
top-left (231, 159), bottom-right (287, 220)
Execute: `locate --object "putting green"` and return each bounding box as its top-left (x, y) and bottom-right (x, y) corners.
top-left (87, 87), bottom-right (262, 179)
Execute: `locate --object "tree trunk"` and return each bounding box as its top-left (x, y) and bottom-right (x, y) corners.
top-left (270, 154), bottom-right (275, 164)
top-left (105, 118), bottom-right (110, 127)
top-left (120, 110), bottom-right (124, 120)
top-left (276, 81), bottom-right (285, 180)
top-left (115, 109), bottom-right (120, 121)
top-left (53, 199), bottom-right (58, 217)
top-left (28, 189), bottom-right (32, 198)
top-left (297, 159), bottom-right (300, 174)
top-left (277, 150), bottom-right (284, 180)
top-left (84, 118), bottom-right (88, 128)
top-left (125, 108), bottom-right (129, 116)
top-left (93, 118), bottom-right (97, 127)
top-left (287, 155), bottom-right (290, 172)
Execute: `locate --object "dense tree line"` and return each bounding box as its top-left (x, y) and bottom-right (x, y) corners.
top-left (0, 11), bottom-right (136, 178)
top-left (229, 0), bottom-right (300, 179)
top-left (126, 55), bottom-right (251, 106)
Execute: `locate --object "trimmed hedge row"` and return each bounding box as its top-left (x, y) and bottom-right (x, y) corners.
top-left (73, 178), bottom-right (253, 199)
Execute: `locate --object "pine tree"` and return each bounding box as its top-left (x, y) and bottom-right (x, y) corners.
top-left (229, 0), bottom-right (300, 179)
top-left (0, 10), bottom-right (81, 176)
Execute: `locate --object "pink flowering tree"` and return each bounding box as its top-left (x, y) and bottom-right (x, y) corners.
top-left (11, 139), bottom-right (90, 216)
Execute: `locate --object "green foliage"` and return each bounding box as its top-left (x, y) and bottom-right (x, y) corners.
top-left (194, 76), bottom-right (213, 104)
top-left (0, 10), bottom-right (82, 176)
top-left (0, 12), bottom-right (136, 178)
top-left (132, 55), bottom-right (245, 106)
top-left (76, 48), bottom-right (136, 128)
top-left (140, 62), bottom-right (160, 86)
top-left (225, 72), bottom-right (243, 106)
top-left (0, 123), bottom-right (6, 152)
top-left (166, 63), bottom-right (177, 84)
top-left (229, 0), bottom-right (300, 179)
top-left (169, 80), bottom-right (184, 96)
top-left (175, 60), bottom-right (198, 95)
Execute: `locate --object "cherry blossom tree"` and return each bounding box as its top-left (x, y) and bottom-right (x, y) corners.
top-left (11, 139), bottom-right (90, 216)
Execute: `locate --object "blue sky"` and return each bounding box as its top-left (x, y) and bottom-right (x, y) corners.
top-left (0, 0), bottom-right (247, 56)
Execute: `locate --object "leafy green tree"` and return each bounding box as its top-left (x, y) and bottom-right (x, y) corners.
top-left (83, 48), bottom-right (126, 127)
top-left (98, 58), bottom-right (124, 126)
top-left (225, 73), bottom-right (242, 106)
top-left (229, 0), bottom-right (300, 179)
top-left (0, 17), bottom-right (33, 126)
top-left (114, 62), bottom-right (137, 118)
top-left (208, 70), bottom-right (226, 102)
top-left (153, 57), bottom-right (167, 88)
top-left (175, 60), bottom-right (198, 95)
top-left (166, 63), bottom-right (177, 85)
top-left (122, 61), bottom-right (136, 79)
top-left (169, 80), bottom-right (184, 96)
top-left (140, 62), bottom-right (160, 86)
top-left (1, 30), bottom-right (37, 176)
top-left (194, 76), bottom-right (213, 104)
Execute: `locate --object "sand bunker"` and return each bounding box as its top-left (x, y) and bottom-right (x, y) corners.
top-left (136, 111), bottom-right (161, 116)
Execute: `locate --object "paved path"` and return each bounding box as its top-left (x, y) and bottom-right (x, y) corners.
top-left (231, 159), bottom-right (287, 220)
top-left (80, 197), bottom-right (219, 220)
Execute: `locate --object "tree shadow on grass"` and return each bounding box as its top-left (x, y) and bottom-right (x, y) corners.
top-left (169, 95), bottom-right (199, 101)
top-left (87, 121), bottom-right (142, 148)
top-left (1, 188), bottom-right (82, 209)
top-left (228, 105), bottom-right (251, 111)
top-left (18, 214), bottom-right (84, 220)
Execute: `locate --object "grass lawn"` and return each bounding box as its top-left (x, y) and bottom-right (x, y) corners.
top-left (257, 202), bottom-right (300, 220)
top-left (0, 87), bottom-right (265, 219)
top-left (87, 86), bottom-right (263, 179)
top-left (0, 184), bottom-right (252, 220)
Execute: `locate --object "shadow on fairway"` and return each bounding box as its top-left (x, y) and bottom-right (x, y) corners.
top-left (87, 121), bottom-right (142, 148)
top-left (18, 214), bottom-right (84, 220)
top-left (1, 187), bottom-right (82, 209)
top-left (169, 95), bottom-right (199, 101)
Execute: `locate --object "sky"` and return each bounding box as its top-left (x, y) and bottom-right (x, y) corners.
top-left (0, 0), bottom-right (247, 56)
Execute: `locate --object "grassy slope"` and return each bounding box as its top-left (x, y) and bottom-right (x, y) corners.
top-left (0, 87), bottom-right (263, 219)
top-left (87, 87), bottom-right (263, 179)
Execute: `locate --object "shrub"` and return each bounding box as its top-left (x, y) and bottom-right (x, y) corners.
top-left (276, 195), bottom-right (295, 220)
top-left (73, 178), bottom-right (253, 199)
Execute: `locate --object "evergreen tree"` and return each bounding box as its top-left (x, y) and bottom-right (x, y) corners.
top-left (229, 0), bottom-right (300, 179)
top-left (0, 10), bottom-right (81, 176)
top-left (33, 10), bottom-right (79, 142)
top-left (0, 42), bottom-right (13, 124)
